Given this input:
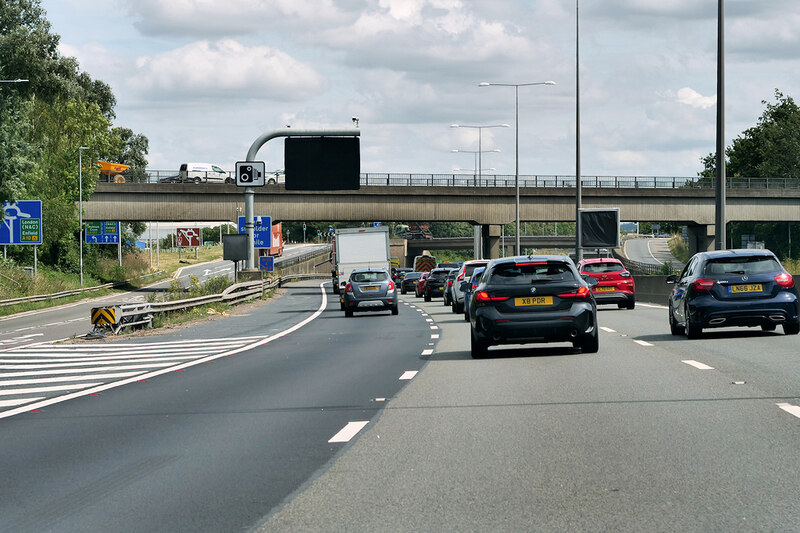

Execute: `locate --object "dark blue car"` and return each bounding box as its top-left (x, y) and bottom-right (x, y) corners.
top-left (666, 249), bottom-right (799, 338)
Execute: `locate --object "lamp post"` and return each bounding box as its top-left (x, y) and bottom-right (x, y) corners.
top-left (78, 146), bottom-right (88, 286)
top-left (0, 79), bottom-right (28, 84)
top-left (450, 124), bottom-right (509, 186)
top-left (478, 81), bottom-right (556, 255)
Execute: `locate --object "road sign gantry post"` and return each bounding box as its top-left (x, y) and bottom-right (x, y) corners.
top-left (242, 128), bottom-right (360, 269)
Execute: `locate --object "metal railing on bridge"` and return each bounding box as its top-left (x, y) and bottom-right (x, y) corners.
top-left (137, 171), bottom-right (800, 190)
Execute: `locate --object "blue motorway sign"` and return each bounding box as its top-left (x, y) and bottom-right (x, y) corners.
top-left (259, 255), bottom-right (274, 272)
top-left (238, 216), bottom-right (272, 249)
top-left (85, 221), bottom-right (120, 244)
top-left (1, 200), bottom-right (43, 245)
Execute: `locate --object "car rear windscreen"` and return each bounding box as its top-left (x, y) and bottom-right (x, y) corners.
top-left (489, 262), bottom-right (575, 285)
top-left (582, 263), bottom-right (624, 274)
top-left (352, 272), bottom-right (389, 282)
top-left (704, 256), bottom-right (782, 276)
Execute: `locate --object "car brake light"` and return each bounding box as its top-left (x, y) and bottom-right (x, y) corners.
top-left (388, 280), bottom-right (395, 291)
top-left (775, 272), bottom-right (794, 288)
top-left (558, 286), bottom-right (591, 299)
top-left (475, 291), bottom-right (510, 303)
top-left (691, 278), bottom-right (715, 292)
top-left (345, 283), bottom-right (353, 293)
top-left (447, 280), bottom-right (453, 286)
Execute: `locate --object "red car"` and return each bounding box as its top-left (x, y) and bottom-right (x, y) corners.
top-left (415, 272), bottom-right (430, 297)
top-left (577, 258), bottom-right (635, 309)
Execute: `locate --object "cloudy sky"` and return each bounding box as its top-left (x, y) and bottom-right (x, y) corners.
top-left (41, 0), bottom-right (800, 178)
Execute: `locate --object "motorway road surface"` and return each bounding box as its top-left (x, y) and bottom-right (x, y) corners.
top-left (624, 236), bottom-right (683, 268)
top-left (0, 243), bottom-right (328, 348)
top-left (2, 286), bottom-right (799, 532)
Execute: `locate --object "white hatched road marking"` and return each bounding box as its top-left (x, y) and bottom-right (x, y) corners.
top-left (399, 371), bottom-right (418, 380)
top-left (0, 283), bottom-right (330, 419)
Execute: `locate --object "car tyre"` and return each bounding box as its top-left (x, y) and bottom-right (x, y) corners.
top-left (784, 322), bottom-right (800, 335)
top-left (470, 329), bottom-right (489, 359)
top-left (668, 304), bottom-right (682, 336)
top-left (761, 323), bottom-right (777, 332)
top-left (455, 302), bottom-right (464, 314)
top-left (424, 293), bottom-right (431, 302)
top-left (193, 177), bottom-right (202, 184)
top-left (344, 309), bottom-right (353, 317)
top-left (579, 329), bottom-right (599, 353)
top-left (391, 305), bottom-right (399, 315)
top-left (626, 300), bottom-right (635, 310)
top-left (684, 304), bottom-right (702, 339)
top-left (267, 178), bottom-right (276, 185)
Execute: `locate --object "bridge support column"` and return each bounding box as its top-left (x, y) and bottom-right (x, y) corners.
top-left (687, 224), bottom-right (716, 255)
top-left (482, 224), bottom-right (502, 260)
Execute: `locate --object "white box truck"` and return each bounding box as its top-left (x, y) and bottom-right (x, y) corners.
top-left (333, 227), bottom-right (391, 295)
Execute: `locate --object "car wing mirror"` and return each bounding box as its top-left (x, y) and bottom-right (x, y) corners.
top-left (460, 281), bottom-right (471, 291)
top-left (665, 275), bottom-right (677, 284)
top-left (582, 275), bottom-right (599, 287)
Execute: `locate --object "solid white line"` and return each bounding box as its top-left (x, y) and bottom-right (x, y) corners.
top-left (637, 303), bottom-right (668, 309)
top-left (399, 370), bottom-right (418, 380)
top-left (776, 403), bottom-right (800, 419)
top-left (0, 383), bottom-right (102, 396)
top-left (646, 240), bottom-right (664, 265)
top-left (682, 360), bottom-right (714, 370)
top-left (634, 340), bottom-right (654, 347)
top-left (0, 281), bottom-right (330, 420)
top-left (328, 421), bottom-right (369, 443)
top-left (599, 327), bottom-right (616, 333)
top-left (0, 397), bottom-right (45, 407)
top-left (421, 349), bottom-right (433, 356)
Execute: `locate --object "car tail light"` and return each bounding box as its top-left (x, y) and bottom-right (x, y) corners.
top-left (345, 283), bottom-right (353, 293)
top-left (558, 286), bottom-right (592, 299)
top-left (619, 271), bottom-right (631, 278)
top-left (388, 280), bottom-right (395, 291)
top-left (447, 280), bottom-right (453, 287)
top-left (691, 278), bottom-right (715, 292)
top-left (475, 291), bottom-right (510, 303)
top-left (775, 272), bottom-right (794, 288)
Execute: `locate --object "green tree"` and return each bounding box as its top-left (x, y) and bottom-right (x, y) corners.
top-left (701, 90), bottom-right (800, 179)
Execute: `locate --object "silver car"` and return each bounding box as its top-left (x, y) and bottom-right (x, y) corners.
top-left (341, 269), bottom-right (399, 317)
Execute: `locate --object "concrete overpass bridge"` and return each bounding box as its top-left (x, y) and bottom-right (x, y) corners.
top-left (84, 179), bottom-right (800, 258)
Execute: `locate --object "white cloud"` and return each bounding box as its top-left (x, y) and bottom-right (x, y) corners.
top-left (676, 88), bottom-right (716, 109)
top-left (129, 40), bottom-right (326, 101)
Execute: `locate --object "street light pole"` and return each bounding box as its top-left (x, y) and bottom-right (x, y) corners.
top-left (450, 124), bottom-right (509, 186)
top-left (715, 0), bottom-right (726, 250)
top-left (479, 81), bottom-right (556, 255)
top-left (78, 146), bottom-right (88, 286)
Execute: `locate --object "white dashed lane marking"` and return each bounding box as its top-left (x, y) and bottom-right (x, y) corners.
top-left (634, 340), bottom-right (654, 347)
top-left (682, 360), bottom-right (714, 370)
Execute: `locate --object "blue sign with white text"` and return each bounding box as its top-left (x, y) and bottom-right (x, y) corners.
top-left (259, 255), bottom-right (274, 272)
top-left (238, 216), bottom-right (272, 249)
top-left (85, 221), bottom-right (120, 244)
top-left (1, 200), bottom-right (43, 245)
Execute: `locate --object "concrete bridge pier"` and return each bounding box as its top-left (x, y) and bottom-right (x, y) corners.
top-left (482, 224), bottom-right (502, 260)
top-left (687, 224), bottom-right (716, 255)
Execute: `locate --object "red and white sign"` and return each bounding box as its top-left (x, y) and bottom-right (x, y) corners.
top-left (177, 227), bottom-right (201, 247)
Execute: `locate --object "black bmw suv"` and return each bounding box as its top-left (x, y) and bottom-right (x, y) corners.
top-left (467, 255), bottom-right (599, 358)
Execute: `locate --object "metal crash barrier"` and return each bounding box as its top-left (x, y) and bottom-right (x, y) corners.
top-left (88, 274), bottom-right (326, 336)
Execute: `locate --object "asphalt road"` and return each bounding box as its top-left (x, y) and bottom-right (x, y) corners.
top-left (624, 236), bottom-right (682, 268)
top-left (3, 287), bottom-right (799, 532)
top-left (0, 280), bottom-right (433, 532)
top-left (259, 297), bottom-right (800, 532)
